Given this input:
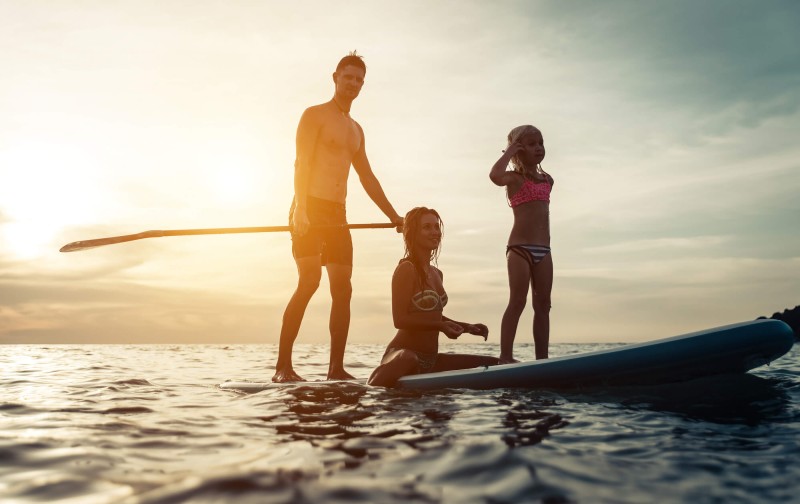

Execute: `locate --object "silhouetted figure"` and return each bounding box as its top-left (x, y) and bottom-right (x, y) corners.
top-left (273, 52), bottom-right (403, 383)
top-left (490, 125), bottom-right (554, 363)
top-left (368, 207), bottom-right (498, 387)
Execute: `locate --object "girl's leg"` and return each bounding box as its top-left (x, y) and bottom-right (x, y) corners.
top-left (367, 349), bottom-right (419, 387)
top-left (432, 353), bottom-right (499, 372)
top-left (531, 252), bottom-right (553, 359)
top-left (500, 252), bottom-right (532, 363)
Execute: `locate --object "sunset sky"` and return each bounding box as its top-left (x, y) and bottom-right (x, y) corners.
top-left (2, 1), bottom-right (798, 346)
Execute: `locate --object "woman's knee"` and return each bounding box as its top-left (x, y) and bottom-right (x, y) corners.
top-left (394, 349), bottom-right (419, 369)
top-left (368, 350), bottom-right (418, 386)
top-left (383, 349), bottom-right (420, 376)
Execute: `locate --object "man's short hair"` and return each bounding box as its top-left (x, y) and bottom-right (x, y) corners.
top-left (336, 51), bottom-right (366, 73)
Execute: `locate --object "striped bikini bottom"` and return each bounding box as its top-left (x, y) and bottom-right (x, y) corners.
top-left (507, 244), bottom-right (551, 270)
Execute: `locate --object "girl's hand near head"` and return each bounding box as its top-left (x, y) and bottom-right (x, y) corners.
top-left (503, 142), bottom-right (524, 157)
top-left (491, 143), bottom-right (524, 186)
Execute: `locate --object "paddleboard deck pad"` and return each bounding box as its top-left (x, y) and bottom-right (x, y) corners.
top-left (397, 319), bottom-right (794, 390)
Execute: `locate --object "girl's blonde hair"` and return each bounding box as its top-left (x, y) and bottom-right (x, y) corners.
top-left (507, 124), bottom-right (541, 174)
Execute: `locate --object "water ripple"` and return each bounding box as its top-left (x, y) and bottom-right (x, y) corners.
top-left (1, 343), bottom-right (797, 503)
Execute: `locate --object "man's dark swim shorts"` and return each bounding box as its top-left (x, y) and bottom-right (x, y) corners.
top-left (290, 196), bottom-right (353, 266)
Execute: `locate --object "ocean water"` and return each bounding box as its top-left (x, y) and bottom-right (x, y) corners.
top-left (1, 341), bottom-right (798, 504)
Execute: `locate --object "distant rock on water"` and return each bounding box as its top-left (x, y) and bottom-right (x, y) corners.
top-left (758, 305), bottom-right (800, 340)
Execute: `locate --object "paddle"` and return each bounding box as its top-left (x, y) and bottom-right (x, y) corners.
top-left (60, 223), bottom-right (397, 253)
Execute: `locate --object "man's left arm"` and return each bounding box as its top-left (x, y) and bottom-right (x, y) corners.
top-left (352, 125), bottom-right (403, 228)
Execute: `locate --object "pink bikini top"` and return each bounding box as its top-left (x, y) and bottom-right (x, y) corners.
top-left (508, 175), bottom-right (552, 207)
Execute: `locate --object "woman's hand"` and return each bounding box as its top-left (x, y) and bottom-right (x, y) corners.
top-left (464, 323), bottom-right (489, 341)
top-left (441, 321), bottom-right (465, 340)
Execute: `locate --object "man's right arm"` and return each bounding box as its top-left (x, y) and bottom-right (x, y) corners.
top-left (351, 123), bottom-right (403, 230)
top-left (292, 108), bottom-right (320, 236)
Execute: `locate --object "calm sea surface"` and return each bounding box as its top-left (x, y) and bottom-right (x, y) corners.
top-left (2, 341), bottom-right (798, 503)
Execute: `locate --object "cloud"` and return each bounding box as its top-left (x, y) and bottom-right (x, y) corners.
top-left (0, 272), bottom-right (284, 344)
top-left (582, 236), bottom-right (730, 255)
top-left (530, 1), bottom-right (800, 123)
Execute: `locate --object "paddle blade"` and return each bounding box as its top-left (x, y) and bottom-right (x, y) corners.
top-left (60, 231), bottom-right (158, 252)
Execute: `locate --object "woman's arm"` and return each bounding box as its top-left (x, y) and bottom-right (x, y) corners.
top-left (351, 123), bottom-right (404, 228)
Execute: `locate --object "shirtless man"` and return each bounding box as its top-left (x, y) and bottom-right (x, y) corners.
top-left (273, 53), bottom-right (404, 382)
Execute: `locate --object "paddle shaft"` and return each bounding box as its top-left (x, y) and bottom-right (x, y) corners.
top-left (60, 223), bottom-right (397, 253)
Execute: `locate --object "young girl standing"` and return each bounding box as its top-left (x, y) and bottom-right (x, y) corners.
top-left (489, 125), bottom-right (553, 363)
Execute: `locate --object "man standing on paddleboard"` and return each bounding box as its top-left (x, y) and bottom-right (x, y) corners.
top-left (273, 52), bottom-right (404, 382)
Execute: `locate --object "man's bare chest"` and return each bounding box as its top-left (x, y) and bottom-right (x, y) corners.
top-left (318, 117), bottom-right (361, 156)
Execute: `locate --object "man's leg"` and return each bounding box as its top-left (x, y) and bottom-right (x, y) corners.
top-left (272, 256), bottom-right (322, 382)
top-left (326, 263), bottom-right (355, 380)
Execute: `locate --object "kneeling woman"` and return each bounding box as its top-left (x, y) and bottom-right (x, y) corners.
top-left (368, 207), bottom-right (498, 387)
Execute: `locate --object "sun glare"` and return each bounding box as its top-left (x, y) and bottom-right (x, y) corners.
top-left (0, 138), bottom-right (104, 259)
top-left (209, 170), bottom-right (256, 205)
top-left (194, 137), bottom-right (283, 210)
top-left (2, 221), bottom-right (60, 260)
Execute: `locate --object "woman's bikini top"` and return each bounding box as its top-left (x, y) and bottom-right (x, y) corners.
top-left (508, 175), bottom-right (552, 207)
top-left (410, 289), bottom-right (448, 312)
top-left (399, 259), bottom-right (448, 312)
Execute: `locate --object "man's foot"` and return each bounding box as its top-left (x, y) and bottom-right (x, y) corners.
top-left (327, 368), bottom-right (356, 381)
top-left (498, 356), bottom-right (520, 365)
top-left (272, 368), bottom-right (305, 383)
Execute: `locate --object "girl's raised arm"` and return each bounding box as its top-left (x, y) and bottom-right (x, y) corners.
top-left (489, 143), bottom-right (523, 186)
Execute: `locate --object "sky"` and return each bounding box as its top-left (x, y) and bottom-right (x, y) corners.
top-left (1, 0), bottom-right (799, 345)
